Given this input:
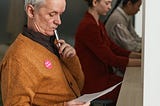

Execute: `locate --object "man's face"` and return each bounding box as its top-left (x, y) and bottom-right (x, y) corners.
top-left (129, 0), bottom-right (142, 15)
top-left (31, 0), bottom-right (66, 36)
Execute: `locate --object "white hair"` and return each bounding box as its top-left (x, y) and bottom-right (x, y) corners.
top-left (24, 0), bottom-right (45, 10)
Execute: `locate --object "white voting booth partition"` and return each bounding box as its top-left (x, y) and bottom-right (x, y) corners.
top-left (143, 0), bottom-right (160, 106)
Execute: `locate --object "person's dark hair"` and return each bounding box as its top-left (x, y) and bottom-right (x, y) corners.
top-left (122, 0), bottom-right (139, 6)
top-left (104, 0), bottom-right (139, 24)
top-left (84, 0), bottom-right (100, 7)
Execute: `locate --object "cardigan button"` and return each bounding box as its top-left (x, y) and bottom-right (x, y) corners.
top-left (69, 82), bottom-right (73, 86)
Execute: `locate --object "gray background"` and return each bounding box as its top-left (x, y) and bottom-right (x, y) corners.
top-left (0, 0), bottom-right (10, 44)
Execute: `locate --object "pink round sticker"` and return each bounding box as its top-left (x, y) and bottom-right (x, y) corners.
top-left (44, 60), bottom-right (52, 69)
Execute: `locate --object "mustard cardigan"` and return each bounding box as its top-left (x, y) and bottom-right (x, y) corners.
top-left (0, 34), bottom-right (84, 106)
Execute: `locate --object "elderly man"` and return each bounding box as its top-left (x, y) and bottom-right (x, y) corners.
top-left (0, 0), bottom-right (89, 105)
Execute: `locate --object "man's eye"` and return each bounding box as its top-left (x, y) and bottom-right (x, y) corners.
top-left (49, 13), bottom-right (56, 17)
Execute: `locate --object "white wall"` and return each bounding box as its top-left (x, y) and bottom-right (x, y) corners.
top-left (135, 6), bottom-right (143, 37)
top-left (143, 0), bottom-right (160, 106)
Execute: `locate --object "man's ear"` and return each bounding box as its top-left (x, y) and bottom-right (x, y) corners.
top-left (25, 4), bottom-right (35, 18)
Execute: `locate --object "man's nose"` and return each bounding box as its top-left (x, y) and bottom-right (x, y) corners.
top-left (54, 15), bottom-right (61, 25)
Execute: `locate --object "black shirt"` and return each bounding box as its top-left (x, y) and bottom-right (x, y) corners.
top-left (22, 25), bottom-right (60, 57)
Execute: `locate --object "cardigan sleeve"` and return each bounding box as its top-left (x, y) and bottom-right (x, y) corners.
top-left (76, 22), bottom-right (129, 68)
top-left (60, 55), bottom-right (84, 91)
top-left (1, 57), bottom-right (41, 106)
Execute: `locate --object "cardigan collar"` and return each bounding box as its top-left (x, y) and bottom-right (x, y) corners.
top-left (85, 11), bottom-right (102, 26)
top-left (22, 25), bottom-right (60, 57)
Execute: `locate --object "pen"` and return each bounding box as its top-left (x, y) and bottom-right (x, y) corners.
top-left (54, 30), bottom-right (61, 47)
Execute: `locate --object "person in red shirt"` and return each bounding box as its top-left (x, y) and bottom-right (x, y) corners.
top-left (74, 0), bottom-right (141, 105)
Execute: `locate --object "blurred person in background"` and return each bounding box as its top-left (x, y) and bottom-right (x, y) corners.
top-left (74, 0), bottom-right (141, 105)
top-left (104, 0), bottom-right (142, 52)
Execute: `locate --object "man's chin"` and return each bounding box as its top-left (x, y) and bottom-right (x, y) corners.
top-left (45, 31), bottom-right (54, 36)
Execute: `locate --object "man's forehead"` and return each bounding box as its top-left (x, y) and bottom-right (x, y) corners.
top-left (40, 0), bottom-right (66, 11)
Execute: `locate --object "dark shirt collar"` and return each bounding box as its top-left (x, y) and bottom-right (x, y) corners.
top-left (22, 25), bottom-right (60, 57)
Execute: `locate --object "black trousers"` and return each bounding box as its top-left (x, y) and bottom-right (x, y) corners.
top-left (90, 99), bottom-right (116, 106)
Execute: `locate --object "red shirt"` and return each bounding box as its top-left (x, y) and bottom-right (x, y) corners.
top-left (74, 12), bottom-right (131, 101)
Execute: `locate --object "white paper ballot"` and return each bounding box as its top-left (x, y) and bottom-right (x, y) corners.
top-left (72, 82), bottom-right (122, 103)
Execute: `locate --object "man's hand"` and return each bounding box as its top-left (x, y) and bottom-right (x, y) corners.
top-left (64, 100), bottom-right (90, 106)
top-left (56, 39), bottom-right (76, 58)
